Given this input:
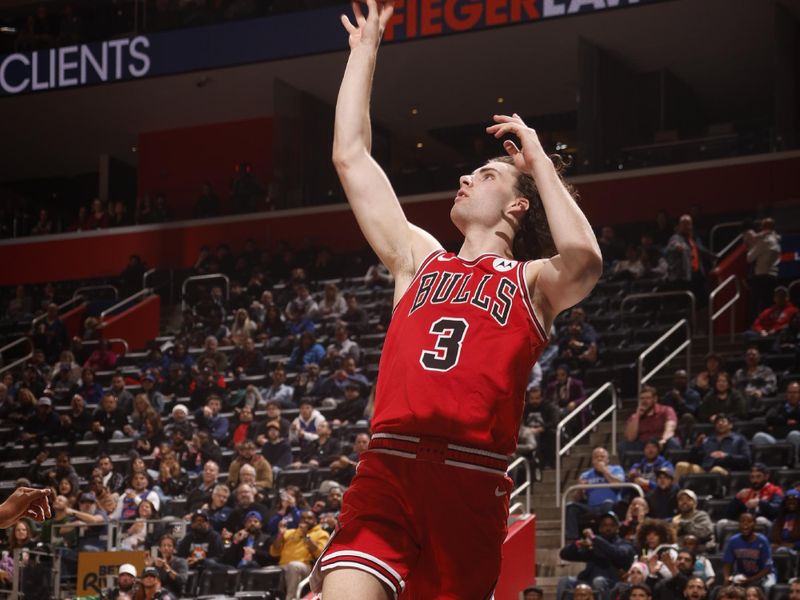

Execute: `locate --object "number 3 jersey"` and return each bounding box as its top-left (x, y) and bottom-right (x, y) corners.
top-left (371, 249), bottom-right (550, 456)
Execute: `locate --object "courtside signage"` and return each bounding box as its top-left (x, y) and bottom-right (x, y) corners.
top-left (0, 0), bottom-right (669, 97)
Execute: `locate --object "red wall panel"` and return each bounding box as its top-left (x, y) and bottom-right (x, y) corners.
top-left (100, 295), bottom-right (161, 351)
top-left (137, 118), bottom-right (273, 219)
top-left (495, 515), bottom-right (536, 600)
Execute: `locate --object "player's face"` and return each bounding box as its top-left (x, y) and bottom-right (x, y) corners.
top-left (450, 161), bottom-right (521, 233)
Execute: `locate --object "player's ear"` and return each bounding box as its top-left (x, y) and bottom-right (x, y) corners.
top-left (507, 196), bottom-right (529, 221)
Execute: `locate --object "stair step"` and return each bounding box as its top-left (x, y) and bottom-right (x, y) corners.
top-left (536, 530), bottom-right (565, 548)
top-left (533, 506), bottom-right (564, 520)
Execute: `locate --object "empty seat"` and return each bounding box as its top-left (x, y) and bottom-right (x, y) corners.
top-left (239, 567), bottom-right (285, 597)
top-left (752, 442), bottom-right (796, 469)
top-left (196, 569), bottom-right (240, 596)
top-left (681, 473), bottom-right (726, 498)
top-left (276, 469), bottom-right (312, 490)
top-left (769, 584), bottom-right (790, 600)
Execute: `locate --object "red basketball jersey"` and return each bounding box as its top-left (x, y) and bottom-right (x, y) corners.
top-left (371, 249), bottom-right (549, 456)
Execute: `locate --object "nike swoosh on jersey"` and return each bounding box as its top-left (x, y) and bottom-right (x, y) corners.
top-left (494, 486), bottom-right (507, 497)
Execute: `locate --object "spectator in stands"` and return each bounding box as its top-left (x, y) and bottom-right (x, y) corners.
top-left (289, 398), bottom-right (326, 446)
top-left (20, 396), bottom-right (61, 444)
top-left (109, 201), bottom-right (131, 228)
top-left (201, 335), bottom-right (228, 372)
top-left (753, 381), bottom-right (800, 458)
top-left (262, 367), bottom-right (295, 409)
top-left (226, 483), bottom-right (270, 533)
top-left (681, 535), bottom-right (716, 587)
top-left (202, 484), bottom-right (233, 533)
top-left (113, 472), bottom-right (160, 521)
top-left (646, 466), bottom-right (679, 520)
top-left (747, 287), bottom-right (799, 343)
top-left (598, 225), bottom-right (625, 265)
top-left (231, 336), bottom-right (265, 377)
top-left (177, 509), bottom-right (226, 572)
top-left (229, 439), bottom-right (273, 491)
top-left (662, 369), bottom-right (702, 418)
top-left (635, 518), bottom-right (678, 581)
top-left (127, 393), bottom-right (156, 436)
top-left (610, 245), bottom-right (646, 280)
top-left (628, 439), bottom-right (675, 493)
top-left (672, 489), bottom-right (716, 553)
top-left (140, 372), bottom-right (167, 414)
top-left (653, 549), bottom-right (699, 600)
top-left (697, 374), bottom-right (748, 423)
top-left (119, 498), bottom-right (159, 550)
top-left (101, 563), bottom-right (137, 600)
top-left (329, 432), bottom-right (370, 486)
top-left (745, 218), bottom-right (782, 318)
top-left (557, 322), bottom-right (598, 372)
top-left (138, 566), bottom-right (176, 600)
top-left (521, 386), bottom-right (558, 468)
top-left (77, 367), bottom-right (104, 406)
top-left (164, 404), bottom-right (193, 439)
top-left (50, 364), bottom-right (79, 403)
top-left (260, 422), bottom-right (293, 474)
top-left (270, 510), bottom-right (330, 600)
top-left (262, 400), bottom-right (291, 439)
top-left (676, 414), bottom-right (751, 480)
top-left (331, 382), bottom-right (367, 427)
top-left (59, 394), bottom-right (92, 444)
top-left (522, 586), bottom-right (544, 600)
top-left (230, 308), bottom-right (257, 347)
top-left (557, 307), bottom-right (599, 346)
top-left (90, 393), bottom-right (127, 444)
top-left (558, 512), bottom-right (636, 600)
top-left (97, 454), bottom-right (125, 494)
top-left (5, 284), bottom-right (32, 320)
top-left (341, 293), bottom-right (368, 334)
top-left (109, 372), bottom-right (134, 414)
top-left (546, 364), bottom-right (588, 435)
top-left (40, 493), bottom-right (76, 548)
top-left (39, 303), bottom-right (69, 362)
top-left (223, 510), bottom-right (272, 568)
top-left (29, 208), bottom-right (53, 236)
top-left (609, 561), bottom-right (649, 600)
top-left (565, 447), bottom-right (626, 541)
top-left (119, 254), bottom-right (146, 297)
top-left (770, 489), bottom-right (800, 554)
top-left (71, 492), bottom-right (109, 552)
top-left (722, 513), bottom-right (776, 592)
top-left (229, 405), bottom-right (258, 447)
top-left (287, 331), bottom-right (326, 371)
top-left (621, 386), bottom-right (680, 460)
top-left (285, 284), bottom-right (319, 320)
top-left (153, 450), bottom-right (187, 499)
top-left (162, 363), bottom-right (190, 403)
top-left (732, 348), bottom-right (777, 402)
top-left (4, 387), bottom-right (36, 426)
top-left (620, 497), bottom-right (650, 542)
top-left (720, 464), bottom-right (783, 532)
top-left (28, 449), bottom-right (79, 491)
top-left (194, 182), bottom-right (220, 219)
top-left (189, 365), bottom-right (226, 410)
top-left (289, 420), bottom-right (341, 470)
top-left (84, 198), bottom-right (109, 229)
top-left (774, 311), bottom-right (800, 355)
top-left (665, 215), bottom-right (711, 303)
top-left (317, 356), bottom-right (370, 403)
top-left (263, 304), bottom-right (289, 349)
top-left (324, 323), bottom-right (361, 368)
top-left (318, 283), bottom-right (347, 319)
top-left (185, 460), bottom-right (219, 512)
top-left (193, 395), bottom-right (229, 445)
top-left (294, 363), bottom-right (324, 401)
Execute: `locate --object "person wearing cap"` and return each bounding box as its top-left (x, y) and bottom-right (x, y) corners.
top-left (330, 380), bottom-right (368, 428)
top-left (558, 511), bottom-right (635, 600)
top-left (610, 561), bottom-right (649, 600)
top-left (645, 466), bottom-right (679, 520)
top-left (770, 488), bottom-right (800, 552)
top-left (138, 565), bottom-right (176, 600)
top-left (717, 463), bottom-right (783, 541)
top-left (71, 491), bottom-right (109, 552)
top-left (223, 510), bottom-right (271, 568)
top-left (229, 439), bottom-right (273, 491)
top-left (675, 414), bottom-right (751, 481)
top-left (90, 393), bottom-right (128, 444)
top-left (20, 396), bottom-right (62, 444)
top-left (628, 439), bottom-right (675, 494)
top-left (164, 403), bottom-right (194, 438)
top-left (566, 447), bottom-right (626, 542)
top-left (264, 400), bottom-right (292, 438)
top-left (176, 509), bottom-right (226, 572)
top-left (672, 489), bottom-right (716, 553)
top-left (754, 381), bottom-right (800, 460)
top-left (139, 371), bottom-right (166, 414)
top-left (193, 395), bottom-right (229, 445)
top-left (102, 563), bottom-right (138, 600)
top-left (261, 420), bottom-right (294, 473)
top-left (722, 513), bottom-right (776, 592)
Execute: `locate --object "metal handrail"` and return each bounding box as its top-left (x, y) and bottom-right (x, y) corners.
top-left (81, 337), bottom-right (130, 356)
top-left (181, 273), bottom-right (230, 311)
top-left (560, 483), bottom-right (645, 550)
top-left (73, 285), bottom-right (119, 301)
top-left (788, 279), bottom-right (800, 299)
top-left (708, 275), bottom-right (741, 353)
top-left (555, 382), bottom-right (617, 507)
top-left (620, 291), bottom-right (696, 332)
top-left (11, 547), bottom-right (61, 599)
top-left (637, 319), bottom-right (691, 391)
top-left (507, 455), bottom-right (532, 516)
top-left (31, 295), bottom-right (85, 330)
top-left (710, 221), bottom-right (743, 254)
top-left (0, 337), bottom-right (33, 378)
top-left (143, 268), bottom-right (156, 290)
top-left (100, 288), bottom-right (153, 319)
top-left (716, 233), bottom-right (743, 260)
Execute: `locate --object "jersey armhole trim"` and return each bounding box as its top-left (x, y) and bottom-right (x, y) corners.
top-left (517, 261), bottom-right (549, 342)
top-left (390, 248), bottom-right (446, 315)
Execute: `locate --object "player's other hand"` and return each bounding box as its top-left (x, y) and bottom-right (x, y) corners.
top-left (486, 114), bottom-right (549, 175)
top-left (3, 487), bottom-right (52, 525)
top-left (341, 0), bottom-right (395, 51)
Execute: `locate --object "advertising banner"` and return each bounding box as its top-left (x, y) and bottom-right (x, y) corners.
top-left (76, 550), bottom-right (147, 597)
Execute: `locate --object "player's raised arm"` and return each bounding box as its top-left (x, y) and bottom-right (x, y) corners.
top-left (487, 114), bottom-right (603, 316)
top-left (333, 0), bottom-right (440, 287)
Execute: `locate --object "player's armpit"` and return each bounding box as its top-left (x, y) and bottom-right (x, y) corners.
top-left (526, 254), bottom-right (600, 321)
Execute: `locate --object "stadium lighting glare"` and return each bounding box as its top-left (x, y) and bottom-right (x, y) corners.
top-left (411, 107), bottom-right (419, 115)
top-left (0, 27), bottom-right (17, 34)
top-left (496, 97), bottom-right (504, 104)
top-left (416, 142), bottom-right (424, 149)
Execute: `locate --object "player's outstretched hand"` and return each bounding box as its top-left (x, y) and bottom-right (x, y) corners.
top-left (341, 0), bottom-right (395, 51)
top-left (486, 113), bottom-right (549, 175)
top-left (0, 487), bottom-right (52, 528)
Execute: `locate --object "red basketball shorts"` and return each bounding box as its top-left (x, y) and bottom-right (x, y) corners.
top-left (310, 433), bottom-right (513, 599)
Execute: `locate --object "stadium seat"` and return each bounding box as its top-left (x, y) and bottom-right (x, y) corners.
top-left (774, 469), bottom-right (800, 488)
top-left (276, 468), bottom-right (312, 489)
top-left (769, 584), bottom-right (790, 600)
top-left (681, 473), bottom-right (726, 498)
top-left (239, 567), bottom-right (285, 597)
top-left (196, 570), bottom-right (241, 596)
top-left (752, 442), bottom-right (796, 468)
top-left (773, 552), bottom-right (798, 582)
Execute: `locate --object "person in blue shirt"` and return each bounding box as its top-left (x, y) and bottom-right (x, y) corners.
top-left (566, 446), bottom-right (626, 541)
top-left (193, 395), bottom-right (229, 445)
top-left (628, 438), bottom-right (674, 493)
top-left (722, 513), bottom-right (776, 592)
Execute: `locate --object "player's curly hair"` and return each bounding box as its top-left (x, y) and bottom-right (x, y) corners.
top-left (488, 154), bottom-right (578, 262)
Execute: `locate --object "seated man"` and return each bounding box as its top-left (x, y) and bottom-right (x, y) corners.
top-left (722, 513), bottom-right (775, 592)
top-left (565, 447), bottom-right (626, 541)
top-left (732, 347), bottom-right (777, 403)
top-left (744, 286), bottom-right (798, 341)
top-left (716, 463), bottom-right (783, 540)
top-left (558, 512), bottom-right (636, 600)
top-left (621, 386), bottom-right (679, 460)
top-left (270, 510), bottom-right (329, 600)
top-left (752, 381), bottom-right (800, 460)
top-left (521, 386), bottom-right (559, 468)
top-left (288, 421), bottom-right (342, 470)
top-left (661, 369), bottom-right (702, 418)
top-left (680, 535), bottom-right (716, 588)
top-left (228, 439), bottom-right (273, 491)
top-left (671, 490), bottom-right (716, 553)
top-left (222, 510), bottom-right (272, 569)
top-left (628, 439), bottom-right (675, 494)
top-left (681, 576), bottom-right (708, 600)
top-left (176, 509), bottom-right (226, 573)
top-left (675, 414), bottom-right (751, 481)
top-left (645, 466), bottom-right (679, 520)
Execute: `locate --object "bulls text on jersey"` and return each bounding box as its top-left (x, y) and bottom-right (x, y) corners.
top-left (409, 270), bottom-right (519, 326)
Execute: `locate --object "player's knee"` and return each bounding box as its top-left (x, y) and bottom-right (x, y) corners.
top-left (321, 567), bottom-right (393, 600)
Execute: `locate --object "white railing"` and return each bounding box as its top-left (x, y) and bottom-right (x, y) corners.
top-left (81, 337), bottom-right (130, 356)
top-left (620, 291), bottom-right (696, 332)
top-left (708, 275), bottom-right (741, 353)
top-left (788, 279), bottom-right (800, 300)
top-left (0, 337), bottom-right (33, 377)
top-left (143, 268), bottom-right (156, 290)
top-left (637, 319), bottom-right (691, 392)
top-left (709, 221), bottom-right (743, 255)
top-left (73, 285), bottom-right (119, 301)
top-left (100, 288), bottom-right (153, 320)
top-left (30, 295), bottom-right (86, 331)
top-left (555, 382), bottom-right (617, 507)
top-left (560, 482), bottom-right (645, 549)
top-left (507, 455), bottom-right (532, 516)
top-left (181, 273), bottom-right (230, 311)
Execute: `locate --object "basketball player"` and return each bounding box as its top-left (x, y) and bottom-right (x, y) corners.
top-left (0, 486), bottom-right (52, 528)
top-left (312, 1), bottom-right (602, 598)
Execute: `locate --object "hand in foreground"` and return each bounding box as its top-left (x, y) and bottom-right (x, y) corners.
top-left (341, 0), bottom-right (395, 51)
top-left (0, 487), bottom-right (52, 527)
top-left (486, 113), bottom-right (549, 175)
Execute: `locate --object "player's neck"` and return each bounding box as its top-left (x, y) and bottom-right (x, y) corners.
top-left (458, 231), bottom-right (514, 262)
